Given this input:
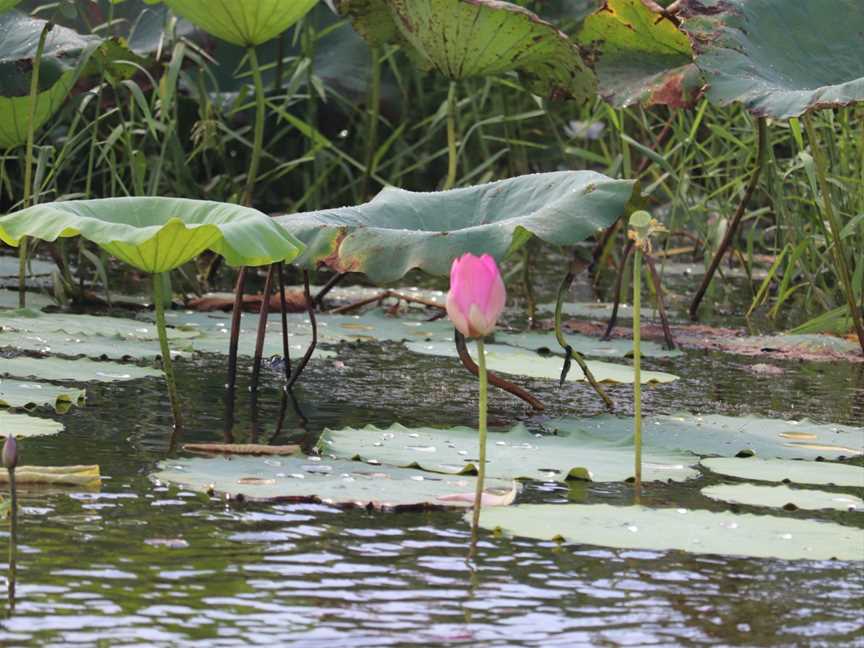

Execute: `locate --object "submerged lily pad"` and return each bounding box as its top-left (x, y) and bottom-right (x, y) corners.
top-left (496, 330), bottom-right (682, 358)
top-left (153, 455), bottom-right (517, 510)
top-left (474, 504), bottom-right (864, 561)
top-left (0, 410), bottom-right (63, 437)
top-left (161, 0), bottom-right (317, 46)
top-left (1, 356), bottom-right (162, 383)
top-left (701, 484), bottom-right (864, 512)
top-left (405, 341), bottom-right (678, 384)
top-left (275, 172), bottom-right (636, 283)
top-left (0, 379), bottom-right (85, 412)
top-left (0, 198), bottom-right (304, 274)
top-left (680, 0), bottom-right (864, 118)
top-left (578, 0), bottom-right (702, 108)
top-left (319, 422), bottom-right (697, 483)
top-left (548, 414), bottom-right (864, 460)
top-left (701, 457), bottom-right (864, 488)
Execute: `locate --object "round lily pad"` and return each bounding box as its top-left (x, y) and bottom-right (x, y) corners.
top-left (496, 330), bottom-right (682, 359)
top-left (701, 484), bottom-right (864, 512)
top-left (405, 340), bottom-right (679, 384)
top-left (0, 310), bottom-right (199, 341)
top-left (153, 455), bottom-right (518, 510)
top-left (0, 410), bottom-right (64, 437)
top-left (701, 457), bottom-right (864, 488)
top-left (473, 503), bottom-right (864, 561)
top-left (319, 422), bottom-right (698, 483)
top-left (680, 0), bottom-right (864, 118)
top-left (0, 330), bottom-right (171, 361)
top-left (275, 171), bottom-right (636, 283)
top-left (548, 414), bottom-right (864, 460)
top-left (0, 356), bottom-right (163, 383)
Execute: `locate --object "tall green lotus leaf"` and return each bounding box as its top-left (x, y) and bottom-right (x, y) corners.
top-left (679, 0), bottom-right (864, 118)
top-left (160, 0), bottom-right (318, 46)
top-left (275, 171), bottom-right (636, 282)
top-left (0, 11), bottom-right (142, 149)
top-left (0, 198), bottom-right (304, 273)
top-left (341, 0), bottom-right (595, 100)
top-left (578, 0), bottom-right (702, 108)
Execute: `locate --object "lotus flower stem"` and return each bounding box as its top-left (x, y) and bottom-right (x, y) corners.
top-left (153, 273), bottom-right (183, 433)
top-left (522, 244), bottom-right (536, 326)
top-left (689, 116), bottom-right (767, 321)
top-left (454, 331), bottom-right (544, 411)
top-left (470, 338), bottom-right (489, 531)
top-left (18, 22), bottom-right (53, 309)
top-left (362, 46), bottom-right (382, 199)
top-left (287, 271), bottom-right (317, 390)
top-left (444, 81), bottom-right (458, 190)
top-left (643, 254), bottom-right (675, 350)
top-left (633, 246), bottom-right (643, 492)
top-left (802, 114), bottom-right (864, 355)
top-left (251, 264), bottom-right (275, 393)
top-left (553, 252), bottom-right (614, 410)
top-left (277, 262), bottom-right (292, 380)
top-left (4, 437), bottom-right (17, 613)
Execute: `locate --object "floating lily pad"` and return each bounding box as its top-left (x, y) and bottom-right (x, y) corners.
top-left (0, 256), bottom-right (56, 278)
top-left (680, 0), bottom-right (864, 118)
top-left (0, 329), bottom-right (174, 361)
top-left (153, 455), bottom-right (518, 509)
top-left (548, 414), bottom-right (864, 460)
top-left (0, 464), bottom-right (100, 488)
top-left (319, 422), bottom-right (697, 483)
top-left (474, 503), bottom-right (864, 561)
top-left (342, 0), bottom-right (595, 100)
top-left (0, 197), bottom-right (304, 274)
top-left (701, 484), bottom-right (864, 512)
top-left (538, 301), bottom-right (659, 321)
top-left (0, 379), bottom-right (85, 412)
top-left (701, 457), bottom-right (864, 488)
top-left (496, 330), bottom-right (682, 358)
top-left (578, 0), bottom-right (702, 108)
top-left (161, 0), bottom-right (317, 46)
top-left (723, 334), bottom-right (861, 356)
top-left (186, 329), bottom-right (335, 360)
top-left (1, 356), bottom-right (162, 383)
top-left (0, 310), bottom-right (199, 341)
top-left (405, 341), bottom-right (678, 384)
top-left (276, 172), bottom-right (636, 283)
top-left (0, 289), bottom-right (54, 309)
top-left (0, 410), bottom-right (63, 437)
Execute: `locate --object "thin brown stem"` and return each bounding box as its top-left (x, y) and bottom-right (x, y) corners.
top-left (287, 271), bottom-right (317, 390)
top-left (250, 264), bottom-right (275, 393)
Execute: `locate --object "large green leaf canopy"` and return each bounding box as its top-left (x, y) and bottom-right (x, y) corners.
top-left (340, 0), bottom-right (596, 100)
top-left (158, 0), bottom-right (318, 46)
top-left (680, 0), bottom-right (864, 118)
top-left (275, 171), bottom-right (636, 282)
top-left (0, 197), bottom-right (304, 273)
top-left (578, 0), bottom-right (702, 108)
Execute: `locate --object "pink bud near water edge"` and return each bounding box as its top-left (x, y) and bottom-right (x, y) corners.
top-left (446, 253), bottom-right (506, 338)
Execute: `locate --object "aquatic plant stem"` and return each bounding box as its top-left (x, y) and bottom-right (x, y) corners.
top-left (602, 239), bottom-right (634, 341)
top-left (250, 264), bottom-right (275, 393)
top-left (802, 114), bottom-right (864, 355)
top-left (277, 262), bottom-right (291, 380)
top-left (454, 330), bottom-right (543, 411)
top-left (633, 247), bottom-right (643, 493)
top-left (286, 271), bottom-right (317, 390)
top-left (554, 251), bottom-right (614, 410)
top-left (226, 268), bottom-right (247, 397)
top-left (689, 117), bottom-right (767, 321)
top-left (470, 338), bottom-right (488, 532)
top-left (444, 81), bottom-right (458, 190)
top-left (7, 462), bottom-right (16, 614)
top-left (18, 22), bottom-right (53, 309)
top-left (361, 46), bottom-right (382, 198)
top-left (153, 272), bottom-right (183, 435)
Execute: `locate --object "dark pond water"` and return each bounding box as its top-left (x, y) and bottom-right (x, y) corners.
top-left (2, 327), bottom-right (863, 646)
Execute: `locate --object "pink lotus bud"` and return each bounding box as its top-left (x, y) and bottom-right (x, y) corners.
top-left (3, 435), bottom-right (17, 470)
top-left (446, 253), bottom-right (506, 338)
